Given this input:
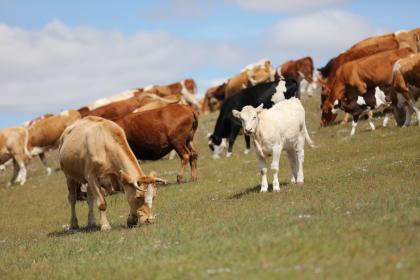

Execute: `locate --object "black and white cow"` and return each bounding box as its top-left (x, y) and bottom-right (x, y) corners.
top-left (208, 77), bottom-right (298, 159)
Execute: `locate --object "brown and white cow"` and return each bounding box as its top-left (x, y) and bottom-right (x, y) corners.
top-left (86, 93), bottom-right (182, 121)
top-left (391, 53), bottom-right (420, 126)
top-left (27, 110), bottom-right (81, 174)
top-left (0, 127), bottom-right (31, 186)
top-left (321, 48), bottom-right (414, 134)
top-left (278, 56), bottom-right (314, 97)
top-left (115, 104), bottom-right (198, 183)
top-left (201, 82), bottom-right (227, 114)
top-left (59, 116), bottom-right (159, 230)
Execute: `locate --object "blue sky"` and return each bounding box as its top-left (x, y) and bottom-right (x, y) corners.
top-left (0, 0), bottom-right (419, 128)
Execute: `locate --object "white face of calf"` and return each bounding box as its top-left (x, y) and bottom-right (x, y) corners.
top-left (232, 104), bottom-right (263, 135)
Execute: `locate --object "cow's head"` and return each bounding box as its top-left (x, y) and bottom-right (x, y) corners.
top-left (232, 104), bottom-right (264, 135)
top-left (208, 133), bottom-right (226, 159)
top-left (320, 101), bottom-right (337, 126)
top-left (120, 171), bottom-right (157, 227)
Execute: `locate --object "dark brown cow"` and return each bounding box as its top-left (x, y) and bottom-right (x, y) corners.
top-left (278, 56), bottom-right (314, 97)
top-left (115, 104), bottom-right (198, 183)
top-left (321, 48), bottom-right (414, 132)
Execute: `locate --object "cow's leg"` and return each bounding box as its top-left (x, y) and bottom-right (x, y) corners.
top-left (168, 150), bottom-right (177, 160)
top-left (13, 155), bottom-right (27, 186)
top-left (367, 111), bottom-right (375, 131)
top-left (350, 115), bottom-right (360, 136)
top-left (341, 113), bottom-right (350, 124)
top-left (296, 136), bottom-right (306, 184)
top-left (188, 141), bottom-right (198, 181)
top-left (244, 135), bottom-right (251, 154)
top-left (270, 144), bottom-right (283, 192)
top-left (286, 149), bottom-right (298, 184)
top-left (66, 177), bottom-right (79, 230)
top-left (406, 99), bottom-right (420, 125)
top-left (403, 105), bottom-right (413, 127)
top-left (175, 146), bottom-right (190, 183)
top-left (88, 178), bottom-right (111, 230)
top-left (38, 153), bottom-right (52, 176)
top-left (254, 149), bottom-right (268, 193)
top-left (226, 125), bottom-right (241, 157)
top-left (86, 187), bottom-right (97, 228)
top-left (7, 159), bottom-right (20, 187)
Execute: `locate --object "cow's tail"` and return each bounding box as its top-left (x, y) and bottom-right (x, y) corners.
top-left (23, 128), bottom-right (32, 159)
top-left (302, 119), bottom-right (315, 148)
top-left (189, 107), bottom-right (199, 142)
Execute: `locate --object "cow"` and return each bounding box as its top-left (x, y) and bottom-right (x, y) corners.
top-left (0, 127), bottom-right (30, 186)
top-left (27, 110), bottom-right (81, 174)
top-left (225, 59), bottom-right (275, 98)
top-left (115, 104), bottom-right (198, 183)
top-left (201, 82), bottom-right (227, 114)
top-left (278, 56), bottom-right (315, 97)
top-left (317, 28), bottom-right (420, 121)
top-left (86, 93), bottom-right (180, 121)
top-left (208, 77), bottom-right (298, 159)
top-left (132, 94), bottom-right (185, 114)
top-left (321, 48), bottom-right (415, 133)
top-left (59, 116), bottom-right (159, 231)
top-left (390, 53), bottom-right (420, 126)
top-left (232, 98), bottom-right (314, 192)
top-left (134, 79), bottom-right (200, 111)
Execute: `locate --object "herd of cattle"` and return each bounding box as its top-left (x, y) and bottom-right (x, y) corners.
top-left (0, 27), bottom-right (419, 230)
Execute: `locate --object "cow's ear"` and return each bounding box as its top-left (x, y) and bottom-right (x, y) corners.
top-left (232, 109), bottom-right (241, 118)
top-left (256, 104), bottom-right (264, 114)
top-left (120, 170), bottom-right (135, 184)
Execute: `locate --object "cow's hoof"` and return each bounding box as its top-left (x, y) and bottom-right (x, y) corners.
top-left (273, 187), bottom-right (280, 192)
top-left (176, 175), bottom-right (183, 184)
top-left (243, 149), bottom-right (250, 155)
top-left (226, 152), bottom-right (232, 158)
top-left (260, 187), bottom-right (268, 193)
top-left (101, 224), bottom-right (112, 231)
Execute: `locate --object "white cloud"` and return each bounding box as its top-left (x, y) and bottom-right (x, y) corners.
top-left (232, 0), bottom-right (350, 13)
top-left (0, 19), bottom-right (247, 117)
top-left (261, 10), bottom-right (387, 66)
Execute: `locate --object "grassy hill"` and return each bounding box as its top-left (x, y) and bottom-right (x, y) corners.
top-left (0, 95), bottom-right (419, 279)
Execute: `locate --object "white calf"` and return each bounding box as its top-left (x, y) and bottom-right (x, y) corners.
top-left (233, 98), bottom-right (314, 192)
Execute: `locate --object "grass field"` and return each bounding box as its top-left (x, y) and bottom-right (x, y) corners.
top-left (0, 96), bottom-right (419, 279)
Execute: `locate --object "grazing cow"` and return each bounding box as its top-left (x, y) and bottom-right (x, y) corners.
top-left (321, 48), bottom-right (414, 133)
top-left (391, 53), bottom-right (420, 126)
top-left (27, 110), bottom-right (81, 174)
top-left (331, 87), bottom-right (392, 136)
top-left (318, 28), bottom-right (420, 116)
top-left (232, 98), bottom-right (314, 192)
top-left (0, 127), bottom-right (30, 186)
top-left (208, 77), bottom-right (298, 159)
top-left (115, 104), bottom-right (198, 183)
top-left (59, 117), bottom-right (159, 230)
top-left (225, 59), bottom-right (275, 98)
top-left (201, 82), bottom-right (227, 114)
top-left (278, 56), bottom-right (315, 97)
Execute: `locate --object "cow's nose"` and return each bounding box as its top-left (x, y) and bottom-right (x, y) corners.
top-left (245, 128), bottom-right (252, 134)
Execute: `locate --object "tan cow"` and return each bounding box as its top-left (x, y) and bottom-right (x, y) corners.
top-left (225, 59), bottom-right (274, 98)
top-left (391, 53), bottom-right (420, 126)
top-left (0, 127), bottom-right (31, 186)
top-left (59, 117), bottom-right (159, 231)
top-left (27, 110), bottom-right (80, 175)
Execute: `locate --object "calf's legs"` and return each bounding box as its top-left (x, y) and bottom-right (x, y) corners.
top-left (254, 149), bottom-right (268, 192)
top-left (88, 178), bottom-right (111, 231)
top-left (66, 177), bottom-right (79, 230)
top-left (270, 145), bottom-right (282, 192)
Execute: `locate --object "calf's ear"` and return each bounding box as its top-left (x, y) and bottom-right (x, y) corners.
top-left (232, 109), bottom-right (241, 118)
top-left (256, 104), bottom-right (264, 114)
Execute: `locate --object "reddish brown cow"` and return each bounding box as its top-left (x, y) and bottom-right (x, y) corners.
top-left (115, 104), bottom-right (198, 183)
top-left (321, 48), bottom-right (414, 129)
top-left (278, 56), bottom-right (314, 97)
top-left (391, 53), bottom-right (420, 126)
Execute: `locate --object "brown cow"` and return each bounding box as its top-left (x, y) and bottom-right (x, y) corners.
top-left (321, 48), bottom-right (414, 133)
top-left (278, 56), bottom-right (314, 97)
top-left (391, 53), bottom-right (420, 126)
top-left (115, 104), bottom-right (198, 183)
top-left (86, 93), bottom-right (180, 121)
top-left (0, 127), bottom-right (30, 186)
top-left (201, 82), bottom-right (227, 114)
top-left (59, 116), bottom-right (158, 230)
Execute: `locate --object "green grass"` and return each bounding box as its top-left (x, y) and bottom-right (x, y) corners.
top-left (1, 96), bottom-right (419, 279)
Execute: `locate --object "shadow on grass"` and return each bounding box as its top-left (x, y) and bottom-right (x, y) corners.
top-left (229, 183), bottom-right (288, 199)
top-left (47, 225), bottom-right (101, 237)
